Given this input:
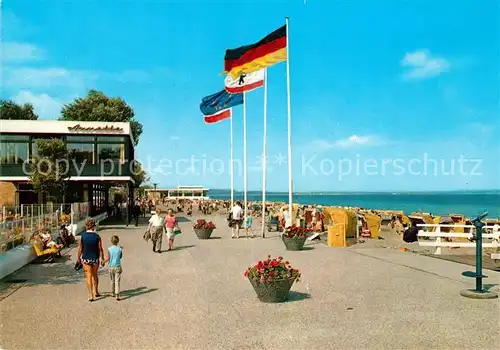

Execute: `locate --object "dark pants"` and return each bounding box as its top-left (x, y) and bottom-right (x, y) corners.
top-left (128, 215), bottom-right (139, 226)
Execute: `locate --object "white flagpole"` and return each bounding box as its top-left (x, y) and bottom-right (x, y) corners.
top-left (261, 69), bottom-right (268, 238)
top-left (230, 108), bottom-right (234, 208)
top-left (243, 92), bottom-right (248, 220)
top-left (285, 17), bottom-right (293, 214)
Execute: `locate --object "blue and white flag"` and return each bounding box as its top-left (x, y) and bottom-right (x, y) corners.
top-left (200, 89), bottom-right (243, 116)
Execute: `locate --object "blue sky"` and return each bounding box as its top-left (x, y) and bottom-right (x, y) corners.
top-left (2, 0), bottom-right (499, 192)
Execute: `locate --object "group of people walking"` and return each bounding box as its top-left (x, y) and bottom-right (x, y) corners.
top-left (148, 208), bottom-right (179, 253)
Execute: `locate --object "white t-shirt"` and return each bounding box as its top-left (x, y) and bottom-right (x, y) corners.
top-left (149, 214), bottom-right (164, 227)
top-left (231, 205), bottom-right (243, 220)
top-left (283, 210), bottom-right (292, 228)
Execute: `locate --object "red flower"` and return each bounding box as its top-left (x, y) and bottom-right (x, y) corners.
top-left (244, 256), bottom-right (301, 283)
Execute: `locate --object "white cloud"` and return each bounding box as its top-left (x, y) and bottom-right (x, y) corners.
top-left (311, 135), bottom-right (386, 150)
top-left (401, 49), bottom-right (450, 80)
top-left (4, 67), bottom-right (98, 89)
top-left (3, 67), bottom-right (97, 89)
top-left (12, 90), bottom-right (64, 119)
top-left (2, 42), bottom-right (45, 62)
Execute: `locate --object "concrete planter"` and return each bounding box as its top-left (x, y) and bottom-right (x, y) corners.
top-left (194, 228), bottom-right (214, 239)
top-left (282, 235), bottom-right (307, 251)
top-left (248, 276), bottom-right (296, 303)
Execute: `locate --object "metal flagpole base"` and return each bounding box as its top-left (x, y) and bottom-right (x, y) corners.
top-left (460, 289), bottom-right (498, 299)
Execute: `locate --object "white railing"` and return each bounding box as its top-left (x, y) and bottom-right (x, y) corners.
top-left (417, 224), bottom-right (500, 259)
top-left (0, 202), bottom-right (90, 255)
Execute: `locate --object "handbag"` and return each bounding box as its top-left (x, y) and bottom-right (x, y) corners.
top-left (143, 223), bottom-right (152, 241)
top-left (74, 260), bottom-right (83, 271)
top-left (173, 224), bottom-right (182, 235)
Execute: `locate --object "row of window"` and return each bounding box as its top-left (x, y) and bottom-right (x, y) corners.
top-left (0, 135), bottom-right (127, 165)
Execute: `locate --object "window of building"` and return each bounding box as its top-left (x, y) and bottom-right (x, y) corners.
top-left (67, 136), bottom-right (95, 143)
top-left (97, 144), bottom-right (125, 164)
top-left (31, 136), bottom-right (63, 158)
top-left (68, 143), bottom-right (95, 164)
top-left (97, 136), bottom-right (126, 143)
top-left (0, 134), bottom-right (30, 164)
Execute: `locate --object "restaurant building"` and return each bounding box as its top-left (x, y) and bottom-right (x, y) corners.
top-left (146, 186), bottom-right (210, 200)
top-left (0, 120), bottom-right (136, 215)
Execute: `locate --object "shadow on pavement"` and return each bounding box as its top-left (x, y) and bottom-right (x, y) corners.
top-left (483, 284), bottom-right (499, 292)
top-left (301, 246), bottom-right (315, 251)
top-left (10, 258), bottom-right (85, 287)
top-left (172, 245), bottom-right (196, 251)
top-left (120, 286), bottom-right (158, 300)
top-left (287, 291), bottom-right (311, 302)
top-left (176, 216), bottom-right (191, 223)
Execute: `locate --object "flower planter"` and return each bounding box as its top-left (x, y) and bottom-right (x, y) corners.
top-left (282, 235), bottom-right (306, 251)
top-left (194, 228), bottom-right (214, 239)
top-left (248, 276), bottom-right (296, 303)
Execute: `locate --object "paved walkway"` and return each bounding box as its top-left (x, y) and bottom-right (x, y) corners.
top-left (0, 214), bottom-right (499, 349)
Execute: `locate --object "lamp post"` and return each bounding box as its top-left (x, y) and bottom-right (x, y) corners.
top-left (460, 211), bottom-right (498, 299)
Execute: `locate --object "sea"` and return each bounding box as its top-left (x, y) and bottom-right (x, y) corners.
top-left (208, 190), bottom-right (500, 218)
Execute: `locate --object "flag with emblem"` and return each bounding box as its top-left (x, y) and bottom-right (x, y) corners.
top-left (224, 25), bottom-right (287, 78)
top-left (224, 69), bottom-right (264, 94)
top-left (200, 89), bottom-right (243, 124)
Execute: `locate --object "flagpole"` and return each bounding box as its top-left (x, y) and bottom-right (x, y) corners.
top-left (261, 68), bottom-right (268, 238)
top-left (230, 107), bottom-right (234, 208)
top-left (285, 17), bottom-right (293, 214)
top-left (243, 91), bottom-right (248, 220)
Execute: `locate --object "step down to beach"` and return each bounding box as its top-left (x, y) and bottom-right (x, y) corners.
top-left (462, 271), bottom-right (487, 279)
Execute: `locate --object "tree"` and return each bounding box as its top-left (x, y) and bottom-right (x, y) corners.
top-left (29, 139), bottom-right (69, 202)
top-left (59, 90), bottom-right (143, 145)
top-left (0, 100), bottom-right (39, 120)
top-left (131, 161), bottom-right (150, 188)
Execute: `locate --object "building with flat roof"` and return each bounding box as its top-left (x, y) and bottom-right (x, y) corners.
top-left (146, 186), bottom-right (209, 200)
top-left (0, 120), bottom-right (136, 214)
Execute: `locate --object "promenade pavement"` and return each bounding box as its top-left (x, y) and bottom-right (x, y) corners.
top-left (0, 213), bottom-right (499, 349)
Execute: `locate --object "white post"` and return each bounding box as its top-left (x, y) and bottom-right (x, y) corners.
top-left (435, 226), bottom-right (442, 255)
top-left (243, 92), bottom-right (248, 220)
top-left (230, 108), bottom-right (234, 208)
top-left (261, 68), bottom-right (268, 238)
top-left (285, 17), bottom-right (293, 212)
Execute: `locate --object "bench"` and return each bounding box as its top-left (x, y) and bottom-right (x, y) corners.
top-left (31, 238), bottom-right (62, 263)
top-left (417, 224), bottom-right (500, 259)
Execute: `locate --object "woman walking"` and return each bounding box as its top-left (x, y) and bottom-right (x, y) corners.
top-left (149, 208), bottom-right (164, 253)
top-left (78, 218), bottom-right (104, 302)
top-left (164, 209), bottom-right (177, 251)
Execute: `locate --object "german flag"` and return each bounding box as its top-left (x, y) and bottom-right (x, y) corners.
top-left (224, 25), bottom-right (287, 78)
